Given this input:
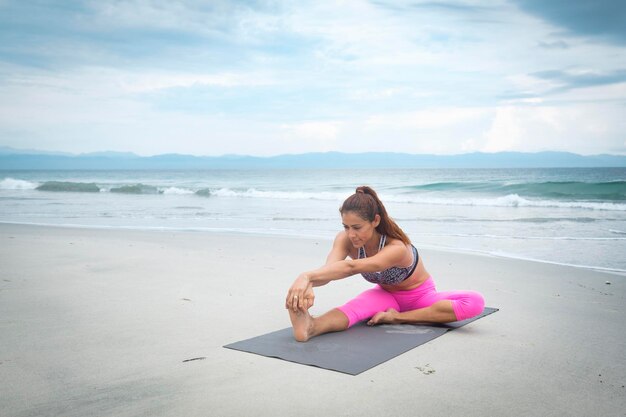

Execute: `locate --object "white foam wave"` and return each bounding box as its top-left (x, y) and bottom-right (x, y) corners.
top-left (161, 187), bottom-right (194, 195)
top-left (209, 188), bottom-right (346, 201)
top-left (609, 229), bottom-right (626, 235)
top-left (381, 193), bottom-right (626, 211)
top-left (0, 178), bottom-right (38, 190)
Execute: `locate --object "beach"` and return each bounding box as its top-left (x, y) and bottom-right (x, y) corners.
top-left (1, 223), bottom-right (624, 417)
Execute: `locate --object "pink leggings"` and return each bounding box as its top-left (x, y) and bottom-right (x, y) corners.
top-left (337, 277), bottom-right (485, 327)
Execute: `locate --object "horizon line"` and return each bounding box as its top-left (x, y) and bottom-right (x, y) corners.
top-left (2, 146), bottom-right (626, 159)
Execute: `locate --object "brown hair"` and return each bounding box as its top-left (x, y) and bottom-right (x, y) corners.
top-left (340, 186), bottom-right (411, 245)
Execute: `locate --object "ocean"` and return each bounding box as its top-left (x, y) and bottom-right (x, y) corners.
top-left (1, 168), bottom-right (625, 274)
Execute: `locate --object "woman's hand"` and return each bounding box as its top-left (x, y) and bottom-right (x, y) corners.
top-left (286, 273), bottom-right (315, 312)
top-left (367, 308), bottom-right (399, 325)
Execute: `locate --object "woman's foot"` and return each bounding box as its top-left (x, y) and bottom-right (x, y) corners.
top-left (288, 308), bottom-right (314, 342)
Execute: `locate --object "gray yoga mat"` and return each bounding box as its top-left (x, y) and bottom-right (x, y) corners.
top-left (224, 307), bottom-right (498, 375)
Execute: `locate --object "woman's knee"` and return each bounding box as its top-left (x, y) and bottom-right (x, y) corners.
top-left (457, 291), bottom-right (485, 320)
top-left (453, 291), bottom-right (485, 320)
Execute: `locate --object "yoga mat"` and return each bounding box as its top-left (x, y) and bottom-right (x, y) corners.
top-left (224, 307), bottom-right (498, 375)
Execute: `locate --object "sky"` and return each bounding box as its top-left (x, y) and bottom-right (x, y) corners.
top-left (0, 0), bottom-right (625, 157)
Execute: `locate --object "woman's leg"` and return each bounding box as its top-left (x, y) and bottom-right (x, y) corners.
top-left (386, 278), bottom-right (485, 324)
top-left (288, 308), bottom-right (349, 342)
top-left (428, 290), bottom-right (485, 321)
top-left (289, 285), bottom-right (400, 342)
top-left (390, 300), bottom-right (458, 323)
top-left (337, 285), bottom-right (401, 327)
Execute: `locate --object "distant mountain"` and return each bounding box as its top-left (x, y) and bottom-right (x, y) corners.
top-left (0, 148), bottom-right (625, 169)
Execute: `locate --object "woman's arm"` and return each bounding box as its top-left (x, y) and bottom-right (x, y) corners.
top-left (285, 232), bottom-right (349, 311)
top-left (305, 243), bottom-right (405, 283)
top-left (312, 232), bottom-right (352, 287)
top-left (308, 231), bottom-right (407, 283)
top-left (286, 235), bottom-right (406, 311)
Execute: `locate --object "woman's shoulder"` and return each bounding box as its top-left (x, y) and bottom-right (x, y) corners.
top-left (384, 236), bottom-right (409, 248)
top-left (332, 230), bottom-right (357, 259)
top-left (333, 230), bottom-right (352, 247)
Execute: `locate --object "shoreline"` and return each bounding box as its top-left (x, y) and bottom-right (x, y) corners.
top-left (2, 220), bottom-right (625, 277)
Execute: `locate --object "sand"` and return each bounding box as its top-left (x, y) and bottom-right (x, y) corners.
top-left (1, 223), bottom-right (624, 417)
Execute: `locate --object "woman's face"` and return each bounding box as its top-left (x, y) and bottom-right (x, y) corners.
top-left (341, 211), bottom-right (380, 248)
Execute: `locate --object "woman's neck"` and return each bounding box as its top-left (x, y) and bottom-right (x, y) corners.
top-left (363, 232), bottom-right (382, 255)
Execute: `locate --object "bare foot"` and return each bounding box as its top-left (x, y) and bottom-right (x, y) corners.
top-left (288, 308), bottom-right (314, 342)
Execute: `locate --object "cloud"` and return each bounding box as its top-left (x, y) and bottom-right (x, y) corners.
top-left (365, 107), bottom-right (490, 130)
top-left (513, 0), bottom-right (626, 45)
top-left (120, 71), bottom-right (277, 93)
top-left (1, 0), bottom-right (625, 156)
top-left (330, 108), bottom-right (495, 154)
top-left (537, 40), bottom-right (569, 49)
top-left (0, 0), bottom-right (288, 71)
top-left (482, 103), bottom-right (625, 154)
top-left (530, 68), bottom-right (626, 94)
top-left (372, 0), bottom-right (499, 16)
top-left (278, 120), bottom-right (342, 153)
top-left (500, 68), bottom-right (626, 104)
top-left (281, 120), bottom-right (340, 139)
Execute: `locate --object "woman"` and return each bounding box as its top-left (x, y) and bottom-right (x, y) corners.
top-left (286, 186), bottom-right (485, 342)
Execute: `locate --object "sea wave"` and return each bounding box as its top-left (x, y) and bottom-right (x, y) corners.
top-left (161, 187), bottom-right (194, 195)
top-left (195, 188), bottom-right (212, 197)
top-left (0, 178), bottom-right (39, 190)
top-left (37, 181), bottom-right (100, 193)
top-left (109, 184), bottom-right (160, 194)
top-left (188, 187), bottom-right (626, 210)
top-left (407, 180), bottom-right (626, 201)
top-left (9, 180), bottom-right (626, 211)
top-left (206, 188), bottom-right (346, 201)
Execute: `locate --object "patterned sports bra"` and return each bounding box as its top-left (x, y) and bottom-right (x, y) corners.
top-left (358, 235), bottom-right (419, 285)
